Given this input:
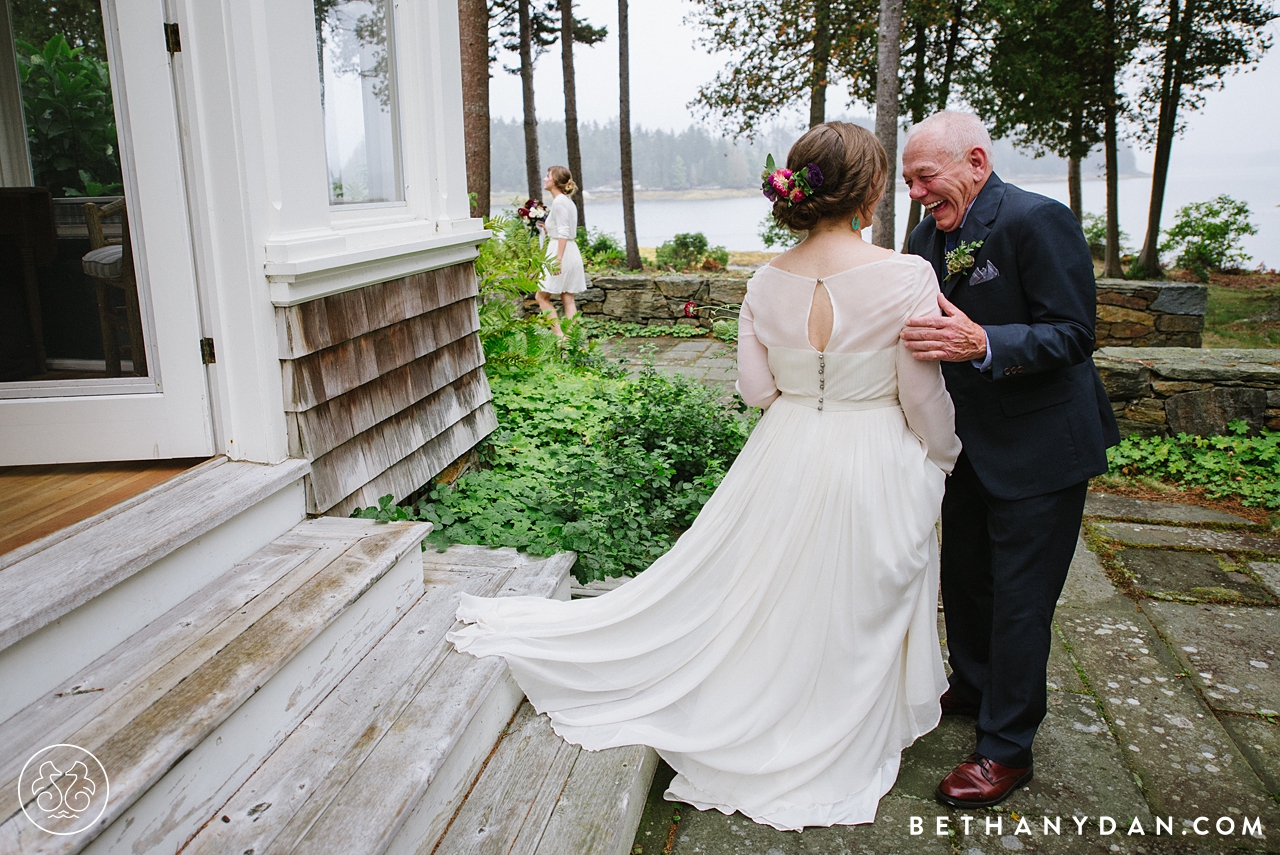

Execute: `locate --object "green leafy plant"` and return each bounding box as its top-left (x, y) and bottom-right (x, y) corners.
top-left (1107, 422), bottom-right (1280, 508)
top-left (712, 319), bottom-right (739, 343)
top-left (474, 214), bottom-right (561, 372)
top-left (356, 361), bottom-right (755, 582)
top-left (16, 35), bottom-right (122, 198)
top-left (1081, 212), bottom-right (1128, 262)
top-left (655, 232), bottom-right (730, 272)
top-left (576, 226), bottom-right (626, 271)
top-left (1159, 195), bottom-right (1258, 282)
top-left (759, 213), bottom-right (800, 250)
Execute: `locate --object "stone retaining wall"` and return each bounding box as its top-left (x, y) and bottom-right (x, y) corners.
top-left (530, 274), bottom-right (1208, 346)
top-left (522, 274), bottom-right (748, 328)
top-left (1095, 347), bottom-right (1280, 437)
top-left (1095, 279), bottom-right (1207, 348)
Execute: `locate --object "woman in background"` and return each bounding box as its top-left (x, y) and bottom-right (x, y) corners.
top-left (536, 165), bottom-right (587, 337)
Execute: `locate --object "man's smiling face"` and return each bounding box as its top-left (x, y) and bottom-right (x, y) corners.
top-left (902, 132), bottom-right (992, 233)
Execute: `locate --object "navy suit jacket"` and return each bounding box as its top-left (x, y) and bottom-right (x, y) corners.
top-left (907, 173), bottom-right (1120, 501)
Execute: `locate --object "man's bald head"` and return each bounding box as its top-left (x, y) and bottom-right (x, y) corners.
top-left (905, 112), bottom-right (995, 166)
top-left (902, 112), bottom-right (995, 232)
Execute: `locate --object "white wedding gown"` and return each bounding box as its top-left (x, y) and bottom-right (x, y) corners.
top-left (447, 253), bottom-right (962, 830)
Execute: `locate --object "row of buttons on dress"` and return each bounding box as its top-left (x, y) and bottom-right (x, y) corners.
top-left (818, 353), bottom-right (825, 411)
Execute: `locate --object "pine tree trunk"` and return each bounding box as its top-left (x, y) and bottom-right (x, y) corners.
top-left (458, 0), bottom-right (490, 217)
top-left (872, 0), bottom-right (904, 249)
top-left (618, 0), bottom-right (641, 269)
top-left (1103, 0), bottom-right (1123, 278)
top-left (901, 17), bottom-right (928, 252)
top-left (560, 0), bottom-right (586, 228)
top-left (1135, 0), bottom-right (1187, 278)
top-left (518, 0), bottom-right (541, 200)
top-left (938, 1), bottom-right (963, 109)
top-left (1068, 157), bottom-right (1082, 222)
top-left (809, 0), bottom-right (832, 127)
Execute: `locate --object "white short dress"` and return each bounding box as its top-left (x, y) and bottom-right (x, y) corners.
top-left (540, 194), bottom-right (587, 295)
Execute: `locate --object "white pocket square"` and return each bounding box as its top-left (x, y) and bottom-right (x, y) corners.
top-left (969, 260), bottom-right (1000, 285)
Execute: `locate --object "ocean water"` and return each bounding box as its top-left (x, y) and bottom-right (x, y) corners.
top-left (569, 169), bottom-right (1280, 269)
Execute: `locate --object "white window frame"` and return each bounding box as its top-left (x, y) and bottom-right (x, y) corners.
top-left (0, 0), bottom-right (213, 462)
top-left (261, 0), bottom-right (486, 307)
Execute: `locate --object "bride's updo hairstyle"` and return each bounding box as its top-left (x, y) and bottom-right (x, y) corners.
top-left (772, 122), bottom-right (888, 232)
top-left (548, 164), bottom-right (577, 196)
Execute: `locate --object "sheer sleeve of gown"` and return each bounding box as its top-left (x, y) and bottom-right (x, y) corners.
top-left (735, 296), bottom-right (781, 409)
top-left (896, 264), bottom-right (963, 474)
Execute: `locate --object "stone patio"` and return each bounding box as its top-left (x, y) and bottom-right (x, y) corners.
top-left (598, 336), bottom-right (740, 393)
top-left (605, 337), bottom-right (1280, 855)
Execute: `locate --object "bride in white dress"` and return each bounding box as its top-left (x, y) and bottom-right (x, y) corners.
top-left (448, 122), bottom-right (962, 831)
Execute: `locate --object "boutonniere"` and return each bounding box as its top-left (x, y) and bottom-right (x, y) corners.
top-left (945, 240), bottom-right (984, 281)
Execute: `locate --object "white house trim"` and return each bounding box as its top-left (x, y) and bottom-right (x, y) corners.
top-left (265, 228), bottom-right (488, 306)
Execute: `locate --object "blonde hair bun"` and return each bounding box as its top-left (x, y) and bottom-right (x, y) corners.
top-left (548, 165), bottom-right (577, 197)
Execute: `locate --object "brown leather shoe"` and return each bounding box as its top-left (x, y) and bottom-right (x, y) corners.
top-left (939, 688), bottom-right (979, 717)
top-left (935, 753), bottom-right (1033, 808)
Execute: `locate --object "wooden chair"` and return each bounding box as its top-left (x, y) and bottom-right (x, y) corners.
top-left (82, 197), bottom-right (147, 377)
top-left (0, 188), bottom-right (57, 375)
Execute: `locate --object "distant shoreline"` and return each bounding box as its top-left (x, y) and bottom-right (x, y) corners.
top-left (493, 173), bottom-right (1150, 206)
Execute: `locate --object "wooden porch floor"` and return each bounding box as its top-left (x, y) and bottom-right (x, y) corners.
top-left (0, 458), bottom-right (207, 556)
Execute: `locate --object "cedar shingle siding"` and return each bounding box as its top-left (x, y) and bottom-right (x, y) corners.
top-left (277, 263), bottom-right (496, 515)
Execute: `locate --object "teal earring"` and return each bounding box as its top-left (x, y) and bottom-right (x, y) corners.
top-left (851, 216), bottom-right (861, 231)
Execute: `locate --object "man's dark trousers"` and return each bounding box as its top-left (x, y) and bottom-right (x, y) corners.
top-left (941, 452), bottom-right (1087, 768)
top-left (907, 172), bottom-right (1120, 770)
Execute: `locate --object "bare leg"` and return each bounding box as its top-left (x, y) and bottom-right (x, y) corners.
top-left (534, 291), bottom-right (564, 337)
top-left (562, 293), bottom-right (577, 319)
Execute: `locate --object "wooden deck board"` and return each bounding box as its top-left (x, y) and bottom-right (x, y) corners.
top-left (0, 459), bottom-right (205, 555)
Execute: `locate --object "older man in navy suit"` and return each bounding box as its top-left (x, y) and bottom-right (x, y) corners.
top-left (901, 112), bottom-right (1120, 808)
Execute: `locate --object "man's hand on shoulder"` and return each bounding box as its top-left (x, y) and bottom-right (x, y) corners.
top-left (902, 293), bottom-right (989, 362)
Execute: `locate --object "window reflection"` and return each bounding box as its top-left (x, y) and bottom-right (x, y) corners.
top-left (314, 0), bottom-right (402, 206)
top-left (1, 2), bottom-right (148, 383)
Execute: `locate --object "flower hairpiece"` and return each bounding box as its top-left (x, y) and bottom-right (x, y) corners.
top-left (760, 154), bottom-right (824, 205)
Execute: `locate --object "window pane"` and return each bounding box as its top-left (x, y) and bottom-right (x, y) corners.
top-left (2, 2), bottom-right (152, 383)
top-left (314, 0), bottom-right (402, 205)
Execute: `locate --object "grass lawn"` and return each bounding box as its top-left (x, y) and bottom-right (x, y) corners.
top-left (1175, 269), bottom-right (1280, 348)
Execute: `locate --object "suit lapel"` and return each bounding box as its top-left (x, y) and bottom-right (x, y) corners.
top-left (941, 173), bottom-right (1007, 298)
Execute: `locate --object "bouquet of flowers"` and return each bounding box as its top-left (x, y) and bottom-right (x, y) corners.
top-left (516, 198), bottom-right (549, 237)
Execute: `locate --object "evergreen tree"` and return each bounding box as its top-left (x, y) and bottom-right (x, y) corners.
top-left (1129, 0), bottom-right (1275, 277)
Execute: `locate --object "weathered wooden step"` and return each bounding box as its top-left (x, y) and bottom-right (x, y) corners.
top-left (433, 700), bottom-right (658, 855)
top-left (180, 545), bottom-right (574, 855)
top-left (0, 517), bottom-right (429, 855)
top-left (0, 456), bottom-right (311, 721)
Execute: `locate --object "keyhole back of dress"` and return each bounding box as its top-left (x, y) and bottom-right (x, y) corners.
top-left (807, 280), bottom-right (833, 352)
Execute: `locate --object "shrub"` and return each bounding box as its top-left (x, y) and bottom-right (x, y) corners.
top-left (759, 213), bottom-right (800, 250)
top-left (656, 232), bottom-right (729, 272)
top-left (474, 215), bottom-right (561, 372)
top-left (16, 35), bottom-right (121, 197)
top-left (1159, 195), bottom-right (1258, 282)
top-left (576, 226), bottom-right (626, 270)
top-left (1106, 422), bottom-right (1280, 508)
top-left (359, 362), bottom-right (754, 581)
top-left (1081, 212), bottom-right (1128, 262)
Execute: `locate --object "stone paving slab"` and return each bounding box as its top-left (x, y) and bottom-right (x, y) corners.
top-left (1056, 602), bottom-right (1280, 843)
top-left (1086, 493), bottom-right (1254, 527)
top-left (665, 794), bottom-right (952, 855)
top-left (1253, 562), bottom-right (1280, 599)
top-left (1219, 715), bottom-right (1280, 794)
top-left (1116, 549), bottom-right (1276, 604)
top-left (1093, 522), bottom-right (1280, 556)
top-left (1060, 537), bottom-right (1131, 610)
top-left (1143, 602), bottom-right (1280, 717)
